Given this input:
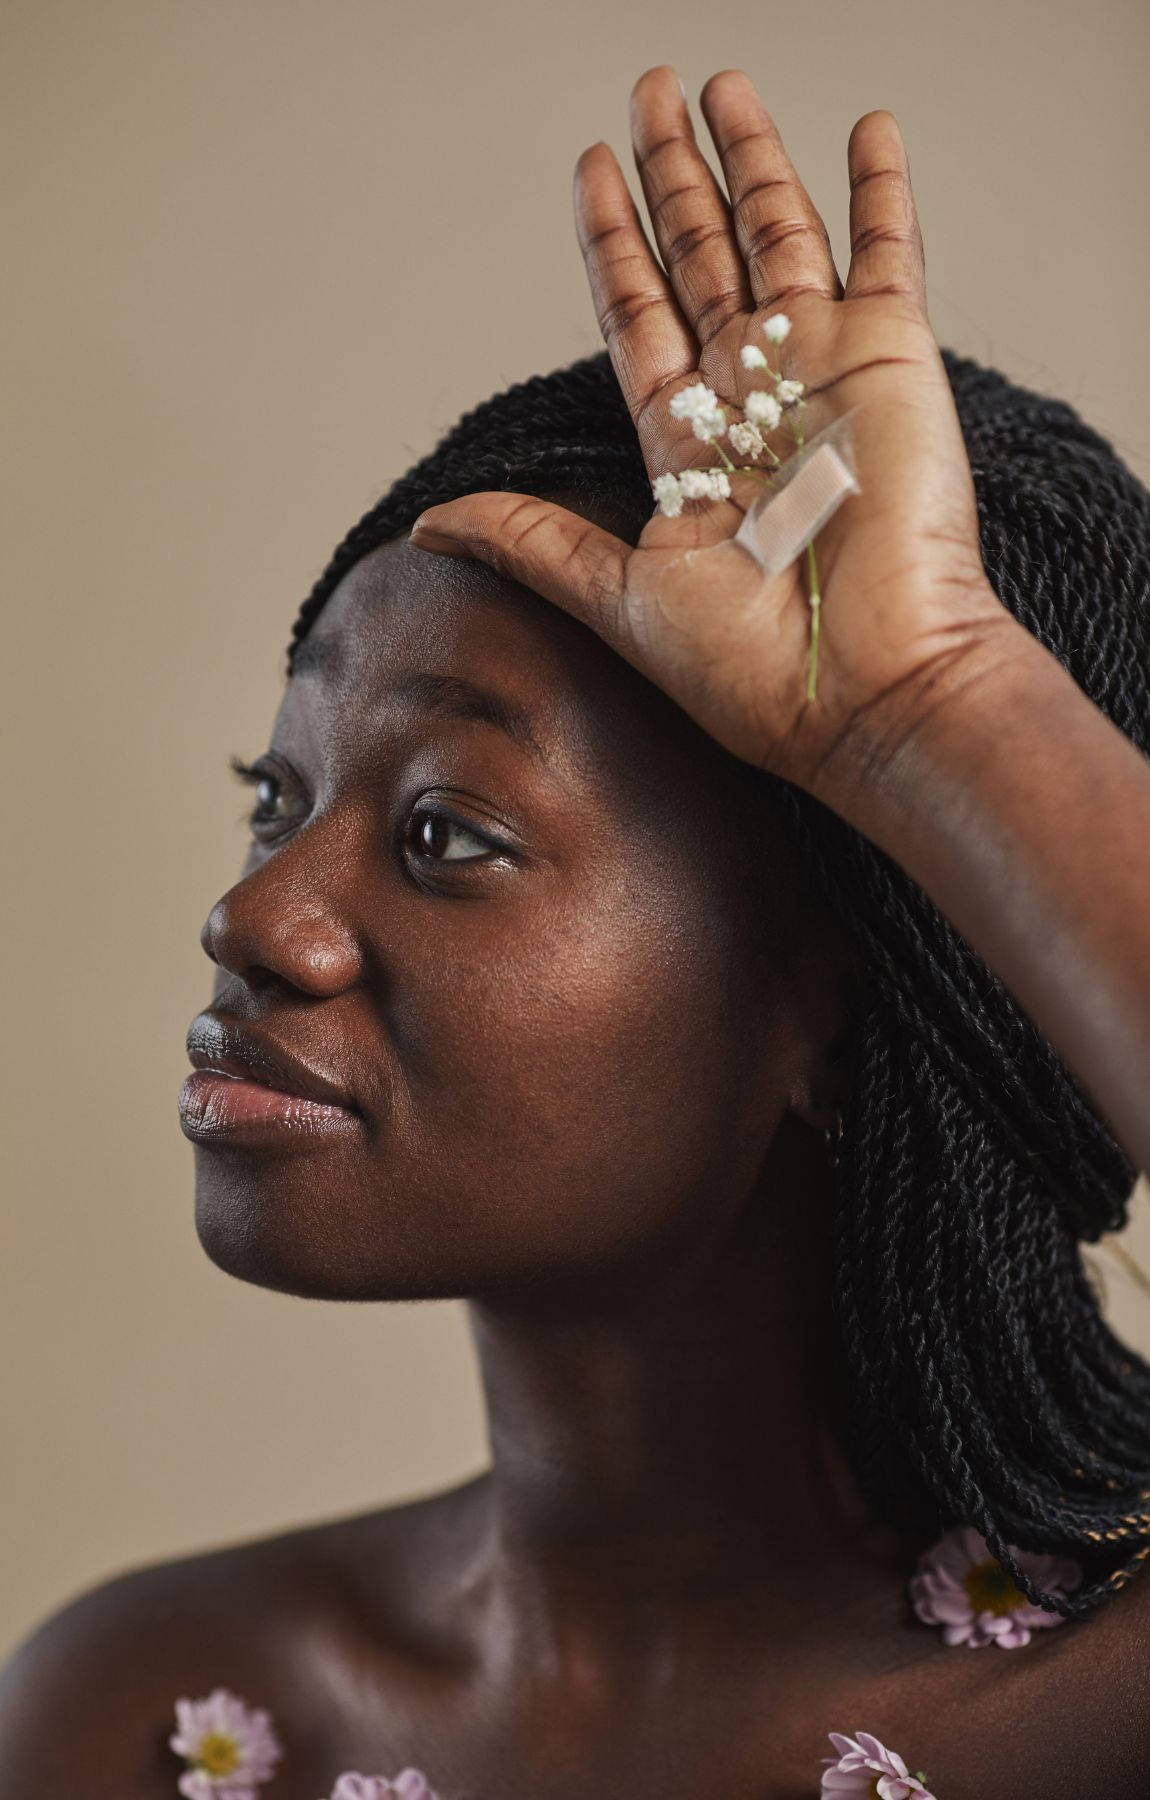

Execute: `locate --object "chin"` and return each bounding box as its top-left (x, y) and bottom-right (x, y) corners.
top-left (189, 1158), bottom-right (466, 1302)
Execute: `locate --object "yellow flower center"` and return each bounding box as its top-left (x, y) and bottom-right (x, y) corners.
top-left (196, 1732), bottom-right (241, 1777)
top-left (963, 1555), bottom-right (1026, 1616)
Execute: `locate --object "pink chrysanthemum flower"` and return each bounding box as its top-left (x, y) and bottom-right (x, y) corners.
top-left (170, 1688), bottom-right (282, 1799)
top-left (821, 1731), bottom-right (936, 1798)
top-left (329, 1775), bottom-right (439, 1800)
top-left (909, 1524), bottom-right (1082, 1649)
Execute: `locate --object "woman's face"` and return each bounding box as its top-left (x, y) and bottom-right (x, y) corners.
top-left (182, 530), bottom-right (839, 1303)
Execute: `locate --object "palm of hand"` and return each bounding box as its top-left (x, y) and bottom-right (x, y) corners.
top-left (413, 68), bottom-right (1013, 795)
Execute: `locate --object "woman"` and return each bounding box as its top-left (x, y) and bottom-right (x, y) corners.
top-left (2, 63), bottom-right (1149, 1799)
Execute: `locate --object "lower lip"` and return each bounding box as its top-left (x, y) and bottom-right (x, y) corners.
top-left (178, 1070), bottom-right (361, 1146)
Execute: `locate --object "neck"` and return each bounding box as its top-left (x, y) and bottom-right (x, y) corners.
top-left (466, 1116), bottom-right (905, 1643)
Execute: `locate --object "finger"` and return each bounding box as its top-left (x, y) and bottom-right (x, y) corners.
top-left (629, 64), bottom-right (753, 348)
top-left (844, 111), bottom-right (926, 308)
top-left (574, 141), bottom-right (698, 460)
top-left (409, 494), bottom-right (636, 664)
top-left (699, 70), bottom-right (844, 309)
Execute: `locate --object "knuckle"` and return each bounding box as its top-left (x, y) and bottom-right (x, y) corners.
top-left (665, 219), bottom-right (730, 265)
top-left (849, 163), bottom-right (909, 194)
top-left (851, 223), bottom-right (919, 257)
top-left (633, 368), bottom-right (688, 436)
top-left (649, 180), bottom-right (703, 225)
top-left (694, 285), bottom-right (746, 339)
top-left (744, 215), bottom-right (820, 265)
top-left (844, 280), bottom-right (921, 301)
top-left (732, 174), bottom-right (790, 222)
top-left (717, 124), bottom-right (776, 156)
top-left (582, 219), bottom-right (631, 254)
top-left (637, 129), bottom-right (691, 169)
top-left (598, 287), bottom-right (666, 339)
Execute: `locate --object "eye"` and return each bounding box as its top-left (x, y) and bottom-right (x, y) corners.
top-left (230, 755), bottom-right (309, 840)
top-left (408, 806), bottom-right (499, 864)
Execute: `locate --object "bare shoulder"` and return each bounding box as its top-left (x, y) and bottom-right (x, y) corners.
top-left (1070, 1562), bottom-right (1150, 1768)
top-left (0, 1473), bottom-right (488, 1800)
top-left (913, 1565), bottom-right (1150, 1797)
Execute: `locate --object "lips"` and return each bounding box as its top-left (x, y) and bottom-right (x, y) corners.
top-left (185, 1013), bottom-right (357, 1109)
top-left (179, 1012), bottom-right (361, 1145)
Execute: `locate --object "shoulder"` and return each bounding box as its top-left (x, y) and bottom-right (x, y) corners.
top-left (0, 1475), bottom-right (487, 1800)
top-left (977, 1566), bottom-right (1150, 1795)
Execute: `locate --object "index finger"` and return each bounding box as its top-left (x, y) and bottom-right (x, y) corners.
top-left (574, 141), bottom-right (697, 464)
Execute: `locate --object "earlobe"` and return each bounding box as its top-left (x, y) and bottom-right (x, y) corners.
top-left (782, 954), bottom-right (860, 1136)
top-left (788, 1080), bottom-right (850, 1138)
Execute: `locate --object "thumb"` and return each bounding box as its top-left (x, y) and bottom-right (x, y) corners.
top-left (409, 491), bottom-right (632, 659)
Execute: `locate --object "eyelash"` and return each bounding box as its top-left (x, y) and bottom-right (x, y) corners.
top-left (228, 755), bottom-right (505, 868)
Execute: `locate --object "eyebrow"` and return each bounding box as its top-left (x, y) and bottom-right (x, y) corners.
top-left (291, 637), bottom-right (542, 757)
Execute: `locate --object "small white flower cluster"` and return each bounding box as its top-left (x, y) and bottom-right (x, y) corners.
top-left (650, 308), bottom-right (832, 706)
top-left (668, 381), bottom-right (728, 441)
top-left (745, 390), bottom-right (782, 430)
top-left (653, 312), bottom-right (805, 519)
top-left (652, 467), bottom-right (731, 518)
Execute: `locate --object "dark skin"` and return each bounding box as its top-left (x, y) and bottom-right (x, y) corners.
top-left (4, 64), bottom-right (1150, 1800)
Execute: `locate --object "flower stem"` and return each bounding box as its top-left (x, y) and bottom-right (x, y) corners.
top-left (805, 537), bottom-right (821, 704)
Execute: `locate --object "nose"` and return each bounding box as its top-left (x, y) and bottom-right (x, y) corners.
top-left (199, 838), bottom-right (366, 998)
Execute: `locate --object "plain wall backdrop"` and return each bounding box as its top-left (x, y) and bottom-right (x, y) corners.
top-left (3, 0), bottom-right (1149, 1663)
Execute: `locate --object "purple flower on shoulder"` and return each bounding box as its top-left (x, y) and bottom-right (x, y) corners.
top-left (821, 1731), bottom-right (935, 1798)
top-left (909, 1524), bottom-right (1081, 1649)
top-left (329, 1774), bottom-right (440, 1800)
top-left (170, 1688), bottom-right (282, 1799)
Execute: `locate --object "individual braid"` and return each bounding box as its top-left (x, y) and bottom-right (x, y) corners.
top-left (287, 346), bottom-right (1150, 1618)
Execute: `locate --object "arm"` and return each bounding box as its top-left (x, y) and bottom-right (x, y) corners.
top-left (410, 65), bottom-right (1150, 1176)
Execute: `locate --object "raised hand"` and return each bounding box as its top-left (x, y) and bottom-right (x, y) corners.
top-left (410, 67), bottom-right (1020, 805)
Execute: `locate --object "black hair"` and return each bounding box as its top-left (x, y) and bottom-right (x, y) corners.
top-left (288, 348), bottom-right (1150, 1620)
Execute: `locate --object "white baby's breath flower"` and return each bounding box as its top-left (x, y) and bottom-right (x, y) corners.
top-left (740, 344), bottom-right (768, 371)
top-left (775, 378), bottom-right (805, 406)
top-left (744, 390), bottom-right (782, 431)
top-left (727, 420), bottom-right (765, 459)
top-left (678, 469), bottom-right (712, 499)
top-left (652, 472), bottom-right (684, 518)
top-left (706, 469), bottom-right (731, 500)
top-left (763, 312), bottom-right (791, 343)
top-left (669, 381), bottom-right (721, 424)
top-left (692, 408), bottom-right (725, 441)
top-left (669, 380), bottom-right (726, 442)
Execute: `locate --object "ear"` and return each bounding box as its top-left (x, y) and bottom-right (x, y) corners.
top-left (780, 927), bottom-right (861, 1135)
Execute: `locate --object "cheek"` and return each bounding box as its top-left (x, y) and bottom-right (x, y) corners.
top-left (191, 869), bottom-right (785, 1304)
top-left (390, 874), bottom-right (780, 1280)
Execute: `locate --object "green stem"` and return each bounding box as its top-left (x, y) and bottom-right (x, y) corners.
top-left (805, 536), bottom-right (821, 703)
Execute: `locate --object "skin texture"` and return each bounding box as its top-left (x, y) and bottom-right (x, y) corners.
top-left (3, 63), bottom-right (1150, 1800)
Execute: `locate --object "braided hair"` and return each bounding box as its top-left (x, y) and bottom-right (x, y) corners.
top-left (289, 348), bottom-right (1150, 1620)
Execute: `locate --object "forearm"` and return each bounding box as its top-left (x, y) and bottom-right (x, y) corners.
top-left (822, 613), bottom-right (1150, 1176)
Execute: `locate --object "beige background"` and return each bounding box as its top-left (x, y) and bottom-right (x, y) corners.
top-left (3, 0), bottom-right (1149, 1665)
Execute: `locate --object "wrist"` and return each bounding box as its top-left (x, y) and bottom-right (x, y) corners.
top-left (807, 603), bottom-right (1067, 845)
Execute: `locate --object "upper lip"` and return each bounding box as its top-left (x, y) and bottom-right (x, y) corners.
top-left (185, 1013), bottom-right (359, 1112)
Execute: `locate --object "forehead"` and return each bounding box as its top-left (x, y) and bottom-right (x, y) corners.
top-left (287, 534), bottom-right (713, 791)
top-left (280, 535), bottom-right (757, 836)
top-left (297, 535), bottom-right (595, 711)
